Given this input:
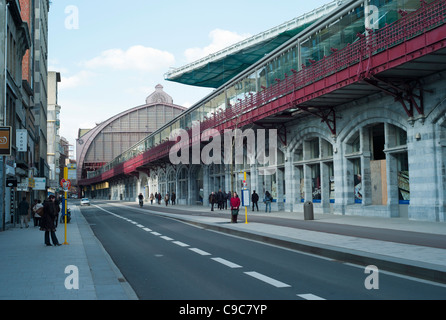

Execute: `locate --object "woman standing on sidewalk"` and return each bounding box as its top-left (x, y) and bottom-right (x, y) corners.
top-left (230, 192), bottom-right (240, 223)
top-left (40, 195), bottom-right (61, 246)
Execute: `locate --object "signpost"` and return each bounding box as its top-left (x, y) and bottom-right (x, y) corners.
top-left (60, 168), bottom-right (70, 245)
top-left (241, 172), bottom-right (249, 224)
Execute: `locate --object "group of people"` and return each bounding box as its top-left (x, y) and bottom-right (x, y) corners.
top-left (208, 189), bottom-right (231, 211)
top-left (208, 189), bottom-right (274, 223)
top-left (207, 189), bottom-right (274, 223)
top-left (139, 191), bottom-right (176, 206)
top-left (17, 195), bottom-right (62, 247)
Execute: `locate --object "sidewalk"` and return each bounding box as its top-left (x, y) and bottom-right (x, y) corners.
top-left (120, 201), bottom-right (446, 284)
top-left (0, 206), bottom-right (138, 300)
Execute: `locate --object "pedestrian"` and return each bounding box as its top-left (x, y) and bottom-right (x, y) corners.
top-left (157, 192), bottom-right (162, 204)
top-left (164, 193), bottom-right (170, 206)
top-left (149, 193), bottom-right (154, 205)
top-left (18, 197), bottom-right (30, 228)
top-left (264, 191), bottom-right (272, 213)
top-left (171, 192), bottom-right (176, 205)
top-left (138, 193), bottom-right (144, 207)
top-left (251, 190), bottom-right (259, 212)
top-left (209, 192), bottom-right (216, 211)
top-left (217, 189), bottom-right (224, 210)
top-left (33, 200), bottom-right (43, 227)
top-left (40, 195), bottom-right (61, 246)
top-left (230, 192), bottom-right (240, 223)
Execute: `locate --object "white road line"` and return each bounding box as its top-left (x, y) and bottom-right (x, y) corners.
top-left (143, 228), bottom-right (152, 232)
top-left (297, 294), bottom-right (326, 300)
top-left (173, 241), bottom-right (189, 247)
top-left (151, 232), bottom-right (162, 236)
top-left (160, 236), bottom-right (173, 241)
top-left (136, 224), bottom-right (145, 228)
top-left (211, 257), bottom-right (242, 269)
top-left (189, 248), bottom-right (211, 256)
top-left (244, 271), bottom-right (291, 288)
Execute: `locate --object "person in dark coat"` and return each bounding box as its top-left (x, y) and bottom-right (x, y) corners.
top-left (40, 195), bottom-right (61, 246)
top-left (209, 192), bottom-right (216, 211)
top-left (217, 189), bottom-right (224, 210)
top-left (18, 197), bottom-right (30, 228)
top-left (171, 192), bottom-right (176, 205)
top-left (251, 190), bottom-right (259, 212)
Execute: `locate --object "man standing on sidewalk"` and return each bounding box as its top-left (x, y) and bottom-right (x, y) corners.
top-left (18, 197), bottom-right (30, 228)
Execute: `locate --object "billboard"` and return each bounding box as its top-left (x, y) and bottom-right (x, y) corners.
top-left (0, 127), bottom-right (11, 156)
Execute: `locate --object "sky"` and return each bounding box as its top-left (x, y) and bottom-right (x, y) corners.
top-left (48, 0), bottom-right (334, 147)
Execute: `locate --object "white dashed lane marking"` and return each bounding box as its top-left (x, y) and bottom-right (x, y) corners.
top-left (173, 241), bottom-right (189, 247)
top-left (211, 257), bottom-right (242, 269)
top-left (244, 271), bottom-right (291, 288)
top-left (297, 294), bottom-right (326, 300)
top-left (189, 248), bottom-right (212, 256)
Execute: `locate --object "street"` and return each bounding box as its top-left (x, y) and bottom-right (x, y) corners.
top-left (80, 201), bottom-right (446, 300)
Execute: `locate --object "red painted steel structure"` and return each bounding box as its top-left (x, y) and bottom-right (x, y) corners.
top-left (80, 0), bottom-right (446, 186)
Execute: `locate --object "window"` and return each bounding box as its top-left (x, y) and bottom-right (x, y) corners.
top-left (353, 158), bottom-right (362, 203)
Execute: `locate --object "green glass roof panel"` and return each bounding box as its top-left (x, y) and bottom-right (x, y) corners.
top-left (166, 23), bottom-right (313, 88)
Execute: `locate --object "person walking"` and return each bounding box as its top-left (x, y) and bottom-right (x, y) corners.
top-left (18, 197), bottom-right (30, 228)
top-left (138, 193), bottom-right (144, 207)
top-left (33, 200), bottom-right (43, 227)
top-left (264, 191), bottom-right (272, 213)
top-left (171, 192), bottom-right (176, 205)
top-left (230, 192), bottom-right (240, 223)
top-left (164, 193), bottom-right (170, 206)
top-left (149, 193), bottom-right (154, 205)
top-left (217, 189), bottom-right (224, 210)
top-left (40, 195), bottom-right (61, 246)
top-left (251, 190), bottom-right (259, 212)
top-left (209, 192), bottom-right (216, 211)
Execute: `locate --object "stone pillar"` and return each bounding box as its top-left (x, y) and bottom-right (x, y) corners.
top-left (284, 150), bottom-right (295, 212)
top-left (360, 127), bottom-right (372, 206)
top-left (202, 166), bottom-right (210, 207)
top-left (321, 162), bottom-right (330, 213)
top-left (407, 122), bottom-right (441, 221)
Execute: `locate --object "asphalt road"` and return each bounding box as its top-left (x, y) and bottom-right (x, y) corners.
top-left (80, 201), bottom-right (446, 300)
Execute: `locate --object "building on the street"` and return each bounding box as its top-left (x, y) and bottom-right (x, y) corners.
top-left (47, 71), bottom-right (61, 193)
top-left (0, 0), bottom-right (32, 229)
top-left (76, 85), bottom-right (187, 198)
top-left (0, 0), bottom-right (50, 230)
top-left (32, 0), bottom-right (51, 200)
top-left (79, 0), bottom-right (446, 222)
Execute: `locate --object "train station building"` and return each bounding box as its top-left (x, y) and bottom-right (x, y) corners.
top-left (78, 0), bottom-right (446, 222)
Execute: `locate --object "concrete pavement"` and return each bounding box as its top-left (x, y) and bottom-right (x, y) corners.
top-left (0, 205), bottom-right (138, 300)
top-left (1, 200), bottom-right (445, 300)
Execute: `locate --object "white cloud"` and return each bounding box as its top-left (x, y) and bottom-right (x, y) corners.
top-left (81, 45), bottom-right (175, 72)
top-left (60, 70), bottom-right (95, 90)
top-left (184, 29), bottom-right (251, 63)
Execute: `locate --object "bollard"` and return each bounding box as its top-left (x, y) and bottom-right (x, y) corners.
top-left (304, 201), bottom-right (314, 220)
